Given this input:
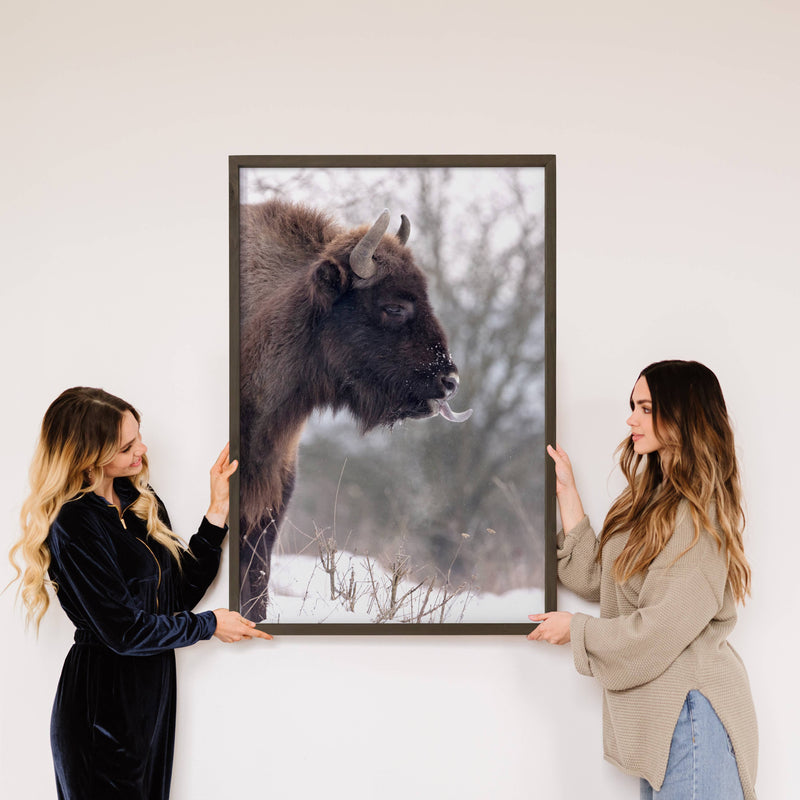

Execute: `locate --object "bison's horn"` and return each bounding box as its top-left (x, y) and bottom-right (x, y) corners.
top-left (396, 214), bottom-right (410, 245)
top-left (350, 209), bottom-right (391, 279)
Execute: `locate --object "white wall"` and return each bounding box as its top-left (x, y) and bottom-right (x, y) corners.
top-left (2, 2), bottom-right (797, 797)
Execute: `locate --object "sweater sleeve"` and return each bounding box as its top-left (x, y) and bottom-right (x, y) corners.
top-left (49, 515), bottom-right (217, 656)
top-left (557, 516), bottom-right (602, 602)
top-left (570, 512), bottom-right (729, 691)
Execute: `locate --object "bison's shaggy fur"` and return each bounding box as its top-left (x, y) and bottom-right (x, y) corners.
top-left (239, 200), bottom-right (459, 620)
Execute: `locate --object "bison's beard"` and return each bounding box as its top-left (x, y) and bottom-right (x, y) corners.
top-left (334, 372), bottom-right (471, 434)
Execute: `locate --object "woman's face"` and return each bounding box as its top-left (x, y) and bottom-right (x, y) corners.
top-left (626, 376), bottom-right (662, 455)
top-left (101, 410), bottom-right (147, 479)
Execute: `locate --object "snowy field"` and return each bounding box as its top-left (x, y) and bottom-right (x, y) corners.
top-left (263, 551), bottom-right (545, 626)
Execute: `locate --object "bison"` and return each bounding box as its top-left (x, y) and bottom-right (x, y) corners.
top-left (238, 199), bottom-right (470, 621)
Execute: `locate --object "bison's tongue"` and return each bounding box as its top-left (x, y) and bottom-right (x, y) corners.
top-left (438, 400), bottom-right (473, 423)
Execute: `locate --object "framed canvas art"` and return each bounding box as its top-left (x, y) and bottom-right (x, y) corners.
top-left (229, 154), bottom-right (556, 633)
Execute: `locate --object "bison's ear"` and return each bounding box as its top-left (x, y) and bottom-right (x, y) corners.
top-left (310, 259), bottom-right (349, 310)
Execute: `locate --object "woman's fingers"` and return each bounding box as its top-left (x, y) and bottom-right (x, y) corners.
top-left (218, 458), bottom-right (238, 480)
top-left (526, 611), bottom-right (572, 644)
top-left (548, 443), bottom-right (578, 487)
top-left (240, 618), bottom-right (272, 641)
top-left (214, 442), bottom-right (231, 467)
top-left (547, 443), bottom-right (571, 466)
top-left (213, 609), bottom-right (273, 643)
top-left (207, 444), bottom-right (238, 525)
top-left (527, 613), bottom-right (545, 640)
top-left (211, 443), bottom-right (237, 477)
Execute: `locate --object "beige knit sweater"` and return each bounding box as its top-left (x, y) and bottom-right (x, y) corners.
top-left (559, 503), bottom-right (758, 797)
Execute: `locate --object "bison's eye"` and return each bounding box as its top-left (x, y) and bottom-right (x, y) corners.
top-left (380, 301), bottom-right (414, 327)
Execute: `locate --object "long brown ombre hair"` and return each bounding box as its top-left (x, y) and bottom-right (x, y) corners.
top-left (10, 387), bottom-right (186, 631)
top-left (598, 360), bottom-right (751, 603)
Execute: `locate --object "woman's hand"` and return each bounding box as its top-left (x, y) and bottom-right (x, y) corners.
top-left (206, 443), bottom-right (238, 528)
top-left (546, 443), bottom-right (585, 534)
top-left (212, 608), bottom-right (273, 643)
top-left (547, 443), bottom-right (578, 495)
top-left (527, 612), bottom-right (573, 645)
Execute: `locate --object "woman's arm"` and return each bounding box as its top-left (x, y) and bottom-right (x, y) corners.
top-left (547, 444), bottom-right (586, 533)
top-left (570, 514), bottom-right (729, 690)
top-left (527, 445), bottom-right (599, 640)
top-left (51, 513), bottom-right (272, 652)
top-left (176, 444), bottom-right (238, 609)
top-left (205, 443), bottom-right (236, 528)
top-left (49, 517), bottom-right (219, 656)
top-left (556, 516), bottom-right (602, 601)
top-left (178, 518), bottom-right (228, 610)
top-left (547, 445), bottom-right (601, 599)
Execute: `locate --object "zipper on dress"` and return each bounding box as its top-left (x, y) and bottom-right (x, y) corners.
top-left (109, 501), bottom-right (135, 530)
top-left (109, 500), bottom-right (162, 611)
top-left (135, 536), bottom-right (163, 612)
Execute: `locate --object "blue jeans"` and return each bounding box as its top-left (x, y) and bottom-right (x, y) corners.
top-left (640, 691), bottom-right (744, 799)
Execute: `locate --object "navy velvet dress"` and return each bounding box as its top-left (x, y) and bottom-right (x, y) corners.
top-left (46, 478), bottom-right (224, 799)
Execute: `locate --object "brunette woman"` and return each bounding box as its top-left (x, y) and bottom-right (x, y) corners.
top-left (529, 360), bottom-right (757, 799)
top-left (10, 387), bottom-right (272, 800)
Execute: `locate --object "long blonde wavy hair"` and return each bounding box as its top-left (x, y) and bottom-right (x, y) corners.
top-left (598, 360), bottom-right (751, 604)
top-left (10, 387), bottom-right (187, 631)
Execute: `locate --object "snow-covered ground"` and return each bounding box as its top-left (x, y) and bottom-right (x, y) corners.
top-left (263, 550), bottom-right (545, 626)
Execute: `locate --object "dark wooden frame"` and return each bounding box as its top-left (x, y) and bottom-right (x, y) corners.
top-left (229, 154), bottom-right (556, 634)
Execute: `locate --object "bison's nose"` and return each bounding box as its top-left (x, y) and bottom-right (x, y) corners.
top-left (440, 372), bottom-right (459, 398)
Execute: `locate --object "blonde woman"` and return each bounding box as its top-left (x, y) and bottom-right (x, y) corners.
top-left (10, 387), bottom-right (271, 800)
top-left (529, 361), bottom-right (758, 799)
